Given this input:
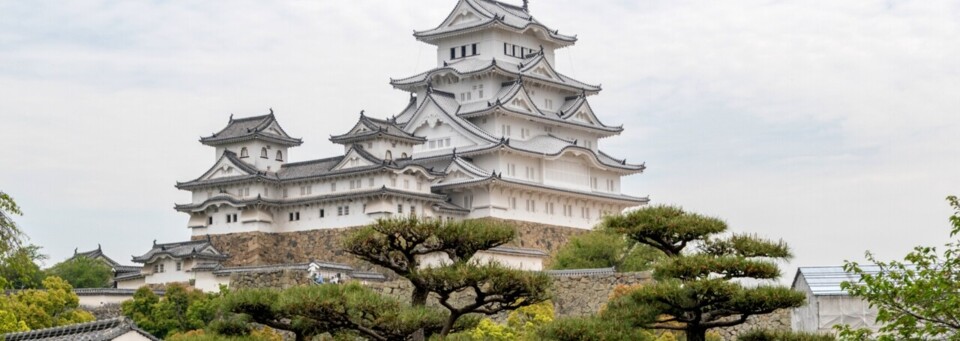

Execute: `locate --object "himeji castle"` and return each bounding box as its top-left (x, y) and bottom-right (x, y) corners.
top-left (174, 0), bottom-right (648, 237)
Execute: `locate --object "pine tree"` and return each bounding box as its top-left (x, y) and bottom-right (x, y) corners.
top-left (601, 205), bottom-right (805, 341)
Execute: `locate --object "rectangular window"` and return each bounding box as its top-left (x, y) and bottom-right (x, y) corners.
top-left (450, 47), bottom-right (456, 60)
top-left (337, 207), bottom-right (343, 216)
top-left (464, 195), bottom-right (474, 209)
top-left (289, 212), bottom-right (300, 221)
top-left (282, 188), bottom-right (288, 198)
top-left (176, 262), bottom-right (182, 271)
top-left (591, 177), bottom-right (598, 190)
top-left (153, 264), bottom-right (159, 273)
top-left (404, 180), bottom-right (410, 189)
top-left (410, 206), bottom-right (416, 214)
top-left (472, 43), bottom-right (477, 55)
top-left (159, 264), bottom-right (165, 273)
top-left (344, 206), bottom-right (350, 215)
top-left (207, 216), bottom-right (213, 225)
top-left (320, 209), bottom-right (325, 218)
top-left (331, 183), bottom-right (337, 192)
top-left (510, 197), bottom-right (518, 210)
top-left (369, 178), bottom-right (374, 187)
top-left (461, 45), bottom-right (467, 58)
top-left (478, 84), bottom-right (484, 98)
top-left (398, 205), bottom-right (404, 214)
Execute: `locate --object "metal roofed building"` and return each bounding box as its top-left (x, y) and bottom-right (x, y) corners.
top-left (175, 0), bottom-right (648, 237)
top-left (0, 317), bottom-right (159, 341)
top-left (791, 266), bottom-right (882, 333)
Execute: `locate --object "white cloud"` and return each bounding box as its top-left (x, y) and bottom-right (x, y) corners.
top-left (0, 0), bottom-right (958, 279)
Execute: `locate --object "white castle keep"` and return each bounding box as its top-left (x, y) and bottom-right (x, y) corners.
top-left (174, 0), bottom-right (648, 236)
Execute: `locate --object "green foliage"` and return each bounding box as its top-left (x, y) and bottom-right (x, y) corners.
top-left (223, 282), bottom-right (452, 341)
top-left (738, 329), bottom-right (836, 341)
top-left (45, 256), bottom-right (113, 289)
top-left (122, 284), bottom-right (220, 339)
top-left (0, 276), bottom-right (95, 332)
top-left (550, 229), bottom-right (663, 272)
top-left (0, 191), bottom-right (24, 257)
top-left (537, 316), bottom-right (654, 341)
top-left (599, 205), bottom-right (805, 341)
top-left (839, 196), bottom-right (960, 340)
top-left (342, 217), bottom-right (549, 336)
top-left (462, 301), bottom-right (555, 341)
top-left (167, 328), bottom-right (284, 341)
top-left (0, 244), bottom-right (46, 289)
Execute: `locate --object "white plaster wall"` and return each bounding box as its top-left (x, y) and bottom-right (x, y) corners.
top-left (114, 331), bottom-right (156, 341)
top-left (78, 294), bottom-right (131, 308)
top-left (193, 272), bottom-right (226, 293)
top-left (791, 276), bottom-right (820, 332)
top-left (116, 278), bottom-right (145, 290)
top-left (219, 140), bottom-right (288, 173)
top-left (144, 259), bottom-right (193, 285)
top-left (416, 251), bottom-right (544, 271)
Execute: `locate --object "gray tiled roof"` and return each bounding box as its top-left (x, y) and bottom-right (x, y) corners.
top-left (131, 239), bottom-right (227, 264)
top-left (73, 288), bottom-right (164, 297)
top-left (331, 114), bottom-right (426, 144)
top-left (349, 271), bottom-right (388, 282)
top-left (176, 187), bottom-right (449, 213)
top-left (487, 246), bottom-right (549, 257)
top-left (394, 96), bottom-right (420, 126)
top-left (200, 113), bottom-right (302, 146)
top-left (212, 262), bottom-right (354, 277)
top-left (414, 0), bottom-right (576, 45)
top-left (1, 317), bottom-right (160, 341)
top-left (434, 175), bottom-right (650, 204)
top-left (391, 57), bottom-right (599, 93)
top-left (544, 267), bottom-right (618, 277)
top-left (113, 272), bottom-right (145, 281)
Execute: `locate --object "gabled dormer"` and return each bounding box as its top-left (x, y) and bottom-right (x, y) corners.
top-left (200, 110), bottom-right (302, 172)
top-left (330, 112), bottom-right (425, 160)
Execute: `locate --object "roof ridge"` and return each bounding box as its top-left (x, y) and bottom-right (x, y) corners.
top-left (281, 155), bottom-right (346, 168)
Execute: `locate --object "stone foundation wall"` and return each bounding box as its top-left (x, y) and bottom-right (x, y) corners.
top-left (84, 303), bottom-right (123, 320)
top-left (196, 219), bottom-right (587, 268)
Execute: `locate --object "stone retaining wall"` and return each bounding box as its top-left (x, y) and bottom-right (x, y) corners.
top-left (196, 218), bottom-right (587, 268)
top-left (83, 303), bottom-right (123, 320)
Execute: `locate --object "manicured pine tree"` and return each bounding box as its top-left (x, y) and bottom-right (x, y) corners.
top-left (601, 205), bottom-right (806, 341)
top-left (341, 216), bottom-right (552, 337)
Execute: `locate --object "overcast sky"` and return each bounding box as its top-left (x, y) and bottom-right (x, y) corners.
top-left (1, 0), bottom-right (958, 282)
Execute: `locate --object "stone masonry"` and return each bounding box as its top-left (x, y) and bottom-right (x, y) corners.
top-left (194, 218), bottom-right (588, 268)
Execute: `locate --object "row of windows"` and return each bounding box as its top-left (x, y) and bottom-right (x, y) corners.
top-left (504, 43), bottom-right (535, 58)
top-left (450, 43), bottom-right (479, 60)
top-left (591, 177), bottom-right (617, 191)
top-left (427, 138), bottom-right (452, 150)
top-left (508, 197), bottom-right (595, 219)
top-left (239, 147), bottom-right (283, 161)
top-left (152, 261), bottom-right (183, 273)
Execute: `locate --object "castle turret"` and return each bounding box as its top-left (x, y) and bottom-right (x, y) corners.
top-left (199, 111), bottom-right (302, 173)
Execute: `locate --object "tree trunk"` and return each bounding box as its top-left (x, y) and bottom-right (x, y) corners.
top-left (412, 286), bottom-right (429, 306)
top-left (411, 286), bottom-right (430, 340)
top-left (440, 313), bottom-right (460, 337)
top-left (686, 327), bottom-right (707, 341)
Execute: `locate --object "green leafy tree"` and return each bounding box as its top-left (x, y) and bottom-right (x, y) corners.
top-left (341, 216), bottom-right (552, 337)
top-left (0, 276), bottom-right (95, 331)
top-left (839, 196), bottom-right (960, 340)
top-left (597, 205), bottom-right (805, 341)
top-left (223, 282), bottom-right (455, 341)
top-left (0, 191), bottom-right (24, 257)
top-left (0, 244), bottom-right (46, 289)
top-left (45, 256), bottom-right (113, 288)
top-left (122, 283), bottom-right (219, 338)
top-left (551, 229), bottom-right (663, 272)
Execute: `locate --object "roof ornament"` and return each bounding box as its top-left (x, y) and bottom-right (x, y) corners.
top-left (443, 61), bottom-right (448, 67)
top-left (360, 110), bottom-right (365, 117)
top-left (74, 247), bottom-right (78, 255)
top-left (426, 81), bottom-right (434, 94)
top-left (539, 45), bottom-right (544, 53)
top-left (269, 108), bottom-right (274, 115)
top-left (98, 243), bottom-right (102, 251)
top-left (523, 0), bottom-right (529, 12)
top-left (491, 58), bottom-right (497, 66)
top-left (452, 147), bottom-right (457, 157)
top-left (229, 113), bottom-right (234, 122)
top-left (153, 239), bottom-right (157, 246)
